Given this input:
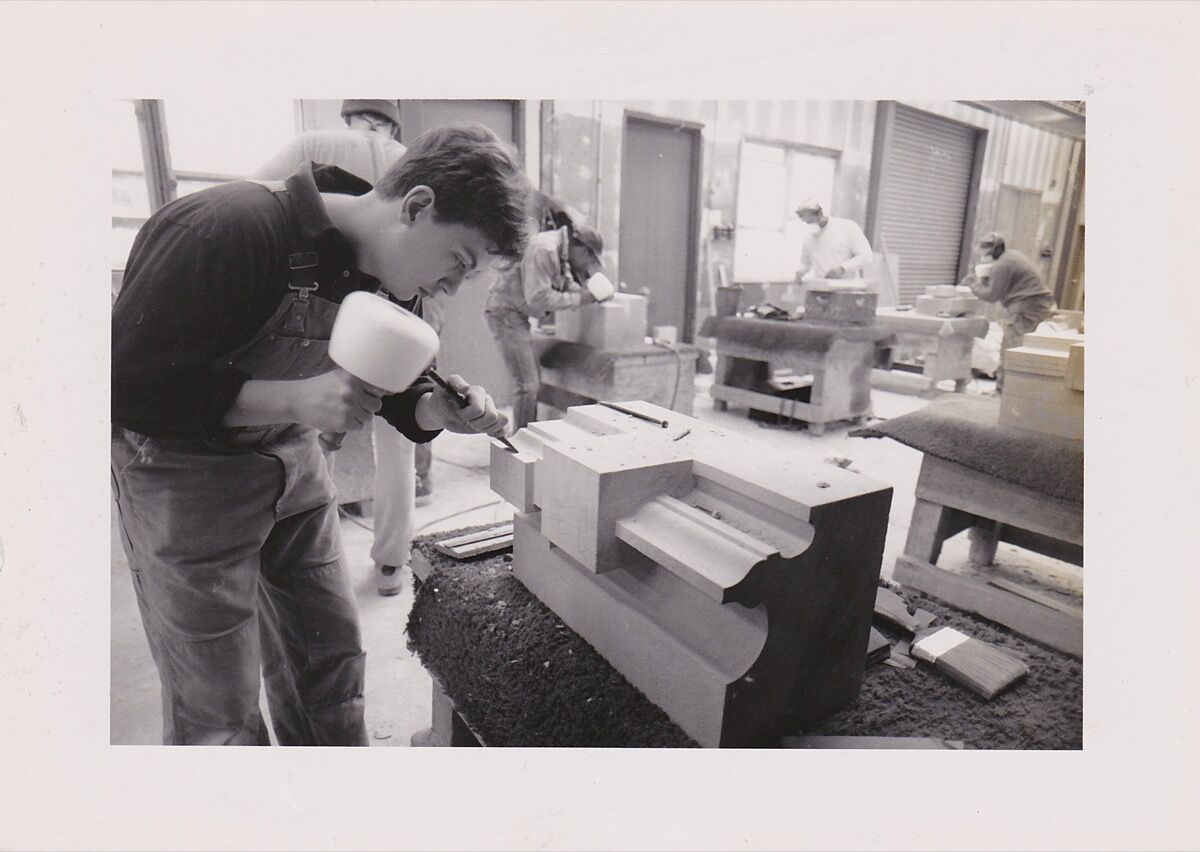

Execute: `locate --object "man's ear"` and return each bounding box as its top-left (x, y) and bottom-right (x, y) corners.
top-left (401, 185), bottom-right (436, 223)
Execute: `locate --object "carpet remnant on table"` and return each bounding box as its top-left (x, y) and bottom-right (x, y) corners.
top-left (851, 395), bottom-right (1083, 504)
top-left (406, 528), bottom-right (1082, 749)
top-left (808, 587), bottom-right (1082, 749)
top-left (405, 531), bottom-right (698, 748)
top-left (698, 316), bottom-right (894, 351)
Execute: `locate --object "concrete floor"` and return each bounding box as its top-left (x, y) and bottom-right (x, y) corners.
top-left (110, 368), bottom-right (1082, 745)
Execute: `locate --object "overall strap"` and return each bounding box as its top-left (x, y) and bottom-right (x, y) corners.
top-left (251, 179), bottom-right (319, 302)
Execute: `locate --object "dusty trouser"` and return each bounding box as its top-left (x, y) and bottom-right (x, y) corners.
top-left (112, 187), bottom-right (367, 744)
top-left (485, 307), bottom-right (540, 430)
top-left (997, 293), bottom-right (1057, 392)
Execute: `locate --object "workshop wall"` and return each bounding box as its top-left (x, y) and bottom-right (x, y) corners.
top-left (541, 99), bottom-right (1079, 332)
top-left (896, 100), bottom-right (1081, 286)
top-left (541, 100), bottom-right (876, 333)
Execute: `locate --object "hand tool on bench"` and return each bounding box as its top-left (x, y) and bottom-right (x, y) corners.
top-left (598, 401), bottom-right (669, 428)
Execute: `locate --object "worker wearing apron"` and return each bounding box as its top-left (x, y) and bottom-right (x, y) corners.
top-left (112, 126), bottom-right (528, 745)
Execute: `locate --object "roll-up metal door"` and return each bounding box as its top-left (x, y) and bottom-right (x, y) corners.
top-left (869, 104), bottom-right (983, 304)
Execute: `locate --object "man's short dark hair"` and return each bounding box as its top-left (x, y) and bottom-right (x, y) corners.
top-left (375, 123), bottom-right (532, 259)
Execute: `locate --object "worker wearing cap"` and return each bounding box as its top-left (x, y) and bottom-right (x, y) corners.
top-left (485, 193), bottom-right (615, 429)
top-left (793, 199), bottom-right (873, 283)
top-left (255, 99), bottom-right (406, 189)
top-left (962, 231), bottom-right (1057, 392)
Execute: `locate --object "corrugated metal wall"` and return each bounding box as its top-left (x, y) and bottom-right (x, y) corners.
top-left (874, 105), bottom-right (981, 303)
top-left (900, 100), bottom-right (1080, 286)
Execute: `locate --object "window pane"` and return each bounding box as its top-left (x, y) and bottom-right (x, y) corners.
top-left (111, 99), bottom-right (148, 270)
top-left (734, 228), bottom-right (786, 283)
top-left (736, 155), bottom-right (787, 230)
top-left (165, 97), bottom-right (296, 180)
top-left (788, 150), bottom-right (836, 212)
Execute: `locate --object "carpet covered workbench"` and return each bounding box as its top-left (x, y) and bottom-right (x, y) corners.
top-left (853, 395), bottom-right (1084, 656)
top-left (699, 316), bottom-right (894, 434)
top-left (404, 532), bottom-right (1082, 749)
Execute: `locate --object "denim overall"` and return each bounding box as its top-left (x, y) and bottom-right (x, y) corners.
top-left (111, 181), bottom-right (367, 745)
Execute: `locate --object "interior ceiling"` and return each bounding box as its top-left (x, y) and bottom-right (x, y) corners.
top-left (959, 100), bottom-right (1087, 140)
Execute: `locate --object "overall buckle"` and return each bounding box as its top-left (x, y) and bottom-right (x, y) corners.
top-left (287, 251), bottom-right (319, 301)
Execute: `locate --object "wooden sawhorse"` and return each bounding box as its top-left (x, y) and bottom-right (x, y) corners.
top-left (894, 453), bottom-right (1083, 657)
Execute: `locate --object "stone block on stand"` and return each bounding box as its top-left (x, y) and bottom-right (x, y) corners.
top-left (554, 294), bottom-right (649, 350)
top-left (492, 401), bottom-right (894, 747)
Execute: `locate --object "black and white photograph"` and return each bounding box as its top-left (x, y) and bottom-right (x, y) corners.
top-left (3, 2), bottom-right (1199, 850)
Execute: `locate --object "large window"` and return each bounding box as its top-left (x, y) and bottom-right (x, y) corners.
top-left (110, 99), bottom-right (150, 274)
top-left (733, 140), bottom-right (837, 284)
top-left (110, 98), bottom-right (298, 271)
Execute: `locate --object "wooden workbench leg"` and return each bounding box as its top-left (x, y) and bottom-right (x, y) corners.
top-left (410, 677), bottom-right (482, 747)
top-left (969, 522), bottom-right (1002, 566)
top-left (904, 498), bottom-right (956, 565)
top-left (808, 421), bottom-right (826, 436)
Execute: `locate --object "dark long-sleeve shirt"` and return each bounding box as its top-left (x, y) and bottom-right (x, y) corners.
top-left (967, 249), bottom-right (1052, 308)
top-left (112, 162), bottom-right (438, 442)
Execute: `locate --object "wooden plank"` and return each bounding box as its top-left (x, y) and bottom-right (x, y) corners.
top-left (1066, 342), bottom-right (1085, 391)
top-left (1004, 346), bottom-right (1069, 377)
top-left (435, 533), bottom-right (514, 560)
top-left (986, 576), bottom-right (1082, 617)
top-left (996, 524), bottom-right (1084, 567)
top-left (894, 554), bottom-right (1082, 657)
top-left (915, 455), bottom-right (1083, 546)
top-left (436, 522), bottom-right (515, 549)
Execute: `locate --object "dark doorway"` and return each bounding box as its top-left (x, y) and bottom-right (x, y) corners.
top-left (618, 114), bottom-right (702, 341)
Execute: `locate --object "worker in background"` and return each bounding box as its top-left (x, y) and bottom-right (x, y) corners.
top-left (254, 99), bottom-right (440, 596)
top-left (793, 198), bottom-right (873, 283)
top-left (255, 98), bottom-right (406, 183)
top-left (112, 124), bottom-right (529, 746)
top-left (962, 231), bottom-right (1057, 392)
top-left (484, 192), bottom-right (615, 430)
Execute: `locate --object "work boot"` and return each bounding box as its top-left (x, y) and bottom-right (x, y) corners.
top-left (415, 474), bottom-right (433, 507)
top-left (376, 563), bottom-right (405, 597)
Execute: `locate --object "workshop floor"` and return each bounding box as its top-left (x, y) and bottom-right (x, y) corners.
top-left (109, 368), bottom-right (1082, 745)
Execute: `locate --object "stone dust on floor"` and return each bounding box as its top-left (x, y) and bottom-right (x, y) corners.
top-left (110, 368), bottom-right (1081, 745)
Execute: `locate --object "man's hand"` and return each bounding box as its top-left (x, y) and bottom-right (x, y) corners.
top-left (826, 265), bottom-right (846, 279)
top-left (290, 368), bottom-right (383, 432)
top-left (415, 374), bottom-right (510, 438)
